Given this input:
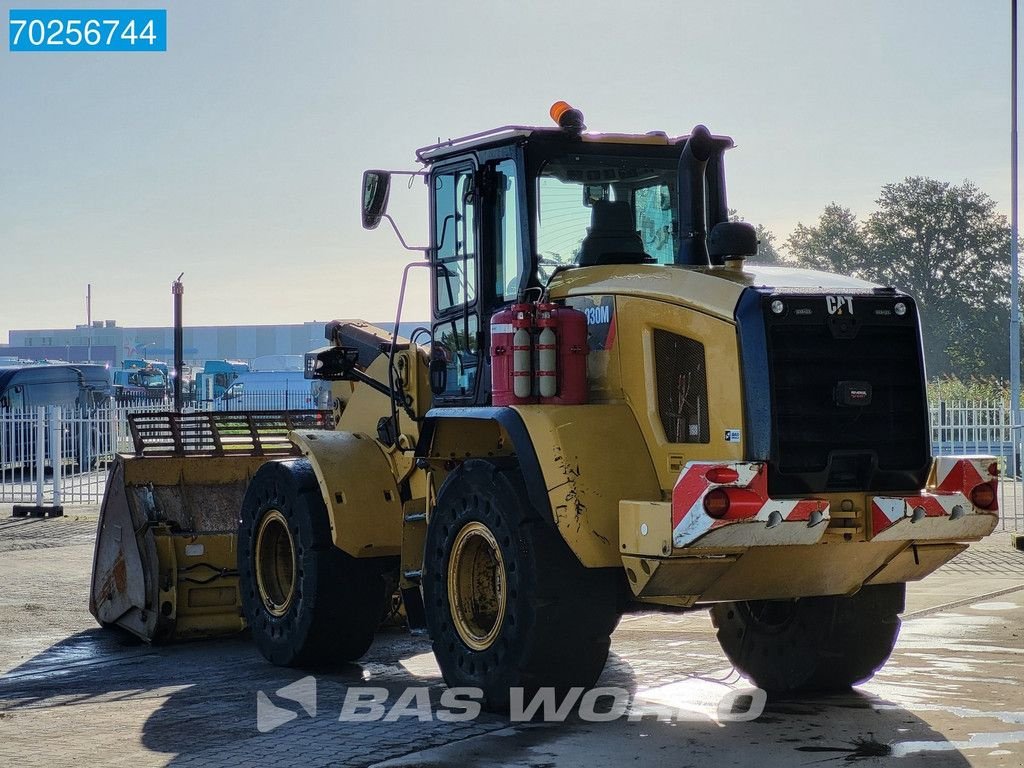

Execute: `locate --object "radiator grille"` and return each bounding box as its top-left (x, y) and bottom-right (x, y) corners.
top-left (654, 329), bottom-right (709, 444)
top-left (765, 296), bottom-right (930, 494)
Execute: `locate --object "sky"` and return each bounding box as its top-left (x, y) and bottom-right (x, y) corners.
top-left (0, 0), bottom-right (1016, 338)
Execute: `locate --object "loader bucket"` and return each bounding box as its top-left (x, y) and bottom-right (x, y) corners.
top-left (89, 410), bottom-right (331, 642)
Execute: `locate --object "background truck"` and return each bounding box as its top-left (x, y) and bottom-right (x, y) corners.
top-left (214, 370), bottom-right (320, 411)
top-left (191, 359), bottom-right (250, 402)
top-left (112, 367), bottom-right (167, 402)
top-left (1, 362), bottom-right (112, 470)
top-left (90, 104), bottom-right (998, 711)
top-left (123, 358), bottom-right (168, 377)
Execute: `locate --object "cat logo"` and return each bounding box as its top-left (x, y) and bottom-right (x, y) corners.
top-left (825, 295), bottom-right (854, 316)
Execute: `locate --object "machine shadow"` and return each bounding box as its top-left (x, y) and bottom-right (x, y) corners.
top-left (0, 630), bottom-right (971, 767)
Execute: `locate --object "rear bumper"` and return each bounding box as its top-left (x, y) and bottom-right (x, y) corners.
top-left (870, 456), bottom-right (999, 541)
top-left (667, 457), bottom-right (998, 549)
top-left (617, 456), bottom-right (999, 605)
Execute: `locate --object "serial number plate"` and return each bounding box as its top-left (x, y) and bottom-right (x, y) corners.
top-left (9, 9), bottom-right (167, 52)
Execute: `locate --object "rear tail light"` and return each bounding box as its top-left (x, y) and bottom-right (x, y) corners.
top-left (703, 489), bottom-right (731, 519)
top-left (705, 466), bottom-right (740, 484)
top-left (970, 482), bottom-right (997, 510)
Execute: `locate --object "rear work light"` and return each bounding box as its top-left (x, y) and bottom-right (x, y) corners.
top-left (969, 482), bottom-right (997, 511)
top-left (703, 489), bottom-right (731, 519)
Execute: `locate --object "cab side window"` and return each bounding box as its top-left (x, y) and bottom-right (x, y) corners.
top-left (492, 159), bottom-right (524, 301)
top-left (432, 164), bottom-right (482, 402)
top-left (434, 168), bottom-right (477, 313)
top-left (432, 315), bottom-right (480, 399)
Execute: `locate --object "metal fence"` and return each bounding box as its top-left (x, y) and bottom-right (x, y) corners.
top-left (1, 397), bottom-right (1023, 530)
top-left (928, 399), bottom-right (1024, 531)
top-left (207, 386), bottom-right (327, 412)
top-left (930, 399), bottom-right (1015, 459)
top-left (0, 400), bottom-right (169, 506)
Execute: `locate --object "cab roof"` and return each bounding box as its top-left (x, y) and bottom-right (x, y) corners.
top-left (415, 125), bottom-right (735, 164)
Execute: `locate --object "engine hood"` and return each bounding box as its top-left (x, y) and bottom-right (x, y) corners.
top-left (546, 264), bottom-right (884, 321)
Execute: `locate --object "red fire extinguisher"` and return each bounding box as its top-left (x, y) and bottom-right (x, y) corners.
top-left (490, 303), bottom-right (536, 406)
top-left (535, 303), bottom-right (559, 399)
top-left (536, 304), bottom-right (589, 405)
top-left (549, 305), bottom-right (589, 405)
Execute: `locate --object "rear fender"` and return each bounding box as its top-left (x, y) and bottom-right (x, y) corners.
top-left (421, 405), bottom-right (660, 567)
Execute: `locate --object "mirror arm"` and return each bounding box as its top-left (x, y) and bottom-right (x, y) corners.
top-left (382, 213), bottom-right (428, 254)
top-left (388, 260), bottom-right (432, 450)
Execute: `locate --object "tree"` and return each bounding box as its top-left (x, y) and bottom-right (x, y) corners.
top-left (864, 178), bottom-right (1009, 378)
top-left (865, 178), bottom-right (1007, 307)
top-left (752, 224), bottom-right (783, 265)
top-left (728, 209), bottom-right (783, 265)
top-left (786, 204), bottom-right (870, 276)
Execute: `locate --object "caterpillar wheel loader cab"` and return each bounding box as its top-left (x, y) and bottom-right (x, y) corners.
top-left (91, 103), bottom-right (999, 709)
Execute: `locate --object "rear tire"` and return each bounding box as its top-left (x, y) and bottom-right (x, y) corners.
top-left (422, 460), bottom-right (620, 712)
top-left (238, 459), bottom-right (391, 667)
top-left (710, 583), bottom-right (905, 695)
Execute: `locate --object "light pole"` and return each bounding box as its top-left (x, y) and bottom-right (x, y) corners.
top-left (1012, 0), bottom-right (1020, 473)
top-left (172, 274), bottom-right (184, 411)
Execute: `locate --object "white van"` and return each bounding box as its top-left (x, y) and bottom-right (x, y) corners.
top-left (214, 371), bottom-right (320, 411)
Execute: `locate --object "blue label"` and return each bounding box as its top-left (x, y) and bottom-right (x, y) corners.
top-left (9, 9), bottom-right (167, 52)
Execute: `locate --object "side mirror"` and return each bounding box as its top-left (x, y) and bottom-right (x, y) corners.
top-left (361, 170), bottom-right (391, 230)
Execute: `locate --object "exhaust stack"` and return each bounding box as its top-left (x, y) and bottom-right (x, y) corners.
top-left (677, 124), bottom-right (716, 266)
top-left (677, 125), bottom-right (739, 266)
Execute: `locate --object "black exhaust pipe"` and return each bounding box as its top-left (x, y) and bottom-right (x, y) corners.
top-left (677, 124), bottom-right (716, 267)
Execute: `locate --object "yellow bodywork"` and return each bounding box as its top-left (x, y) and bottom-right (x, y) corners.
top-left (534, 265), bottom-right (990, 602)
top-left (92, 263), bottom-right (995, 643)
top-left (511, 404), bottom-right (660, 567)
top-left (219, 276), bottom-right (985, 609)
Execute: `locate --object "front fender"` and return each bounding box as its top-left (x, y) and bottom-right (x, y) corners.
top-left (289, 430), bottom-right (403, 557)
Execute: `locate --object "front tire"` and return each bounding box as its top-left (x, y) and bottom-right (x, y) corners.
top-left (423, 460), bottom-right (620, 711)
top-left (710, 583), bottom-right (905, 695)
top-left (238, 459), bottom-right (392, 667)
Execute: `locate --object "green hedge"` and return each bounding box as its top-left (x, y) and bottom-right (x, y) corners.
top-left (927, 376), bottom-right (1011, 403)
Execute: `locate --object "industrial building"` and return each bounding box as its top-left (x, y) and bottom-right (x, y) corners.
top-left (2, 320), bottom-right (426, 369)
top-left (4, 321), bottom-right (329, 368)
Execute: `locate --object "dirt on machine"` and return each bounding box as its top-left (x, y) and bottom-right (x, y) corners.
top-left (90, 102), bottom-right (1000, 709)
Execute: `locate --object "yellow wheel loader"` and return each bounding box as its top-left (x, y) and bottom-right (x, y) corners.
top-left (91, 104), bottom-right (999, 710)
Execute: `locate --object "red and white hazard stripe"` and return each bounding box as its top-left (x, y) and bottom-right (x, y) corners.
top-left (870, 456), bottom-right (999, 541)
top-left (671, 461), bottom-right (829, 548)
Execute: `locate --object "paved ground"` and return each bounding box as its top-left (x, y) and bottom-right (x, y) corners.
top-left (0, 508), bottom-right (1021, 767)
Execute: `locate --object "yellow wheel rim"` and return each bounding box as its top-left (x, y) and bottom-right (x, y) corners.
top-left (254, 509), bottom-right (297, 617)
top-left (447, 521), bottom-right (507, 651)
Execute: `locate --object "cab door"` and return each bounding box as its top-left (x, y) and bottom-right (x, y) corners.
top-left (429, 153), bottom-right (527, 407)
top-left (430, 162), bottom-right (482, 404)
